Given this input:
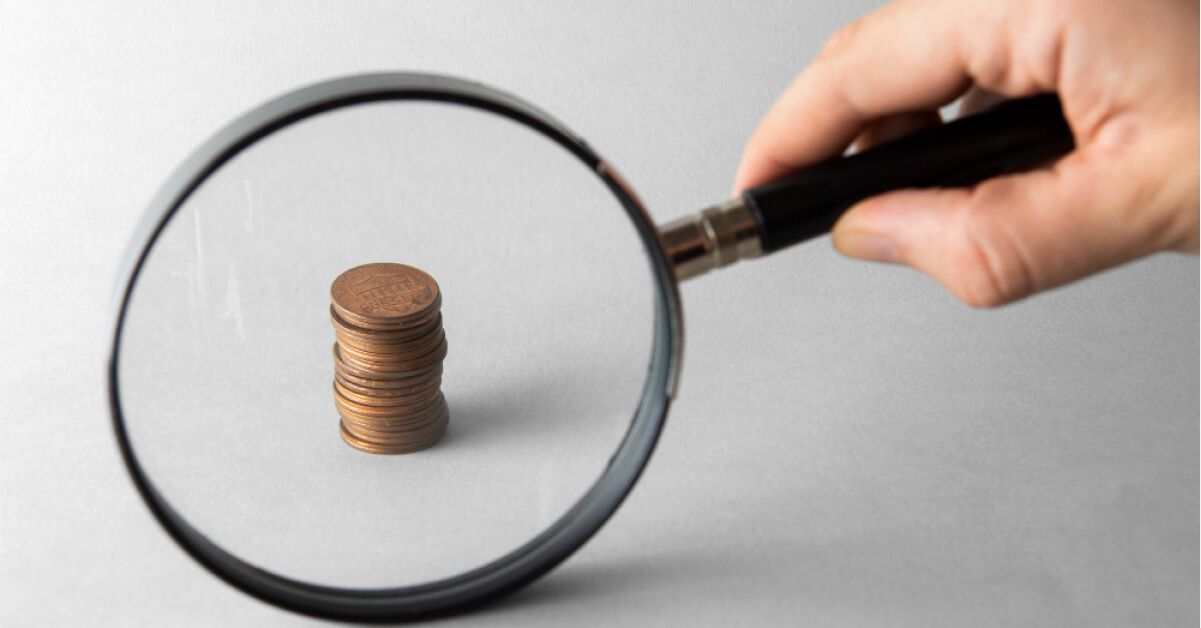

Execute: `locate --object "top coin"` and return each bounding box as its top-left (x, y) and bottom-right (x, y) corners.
top-left (331, 263), bottom-right (441, 323)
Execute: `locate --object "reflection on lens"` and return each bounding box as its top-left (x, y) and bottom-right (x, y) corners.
top-left (117, 101), bottom-right (655, 588)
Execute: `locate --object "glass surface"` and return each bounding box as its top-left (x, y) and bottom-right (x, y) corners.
top-left (117, 101), bottom-right (655, 588)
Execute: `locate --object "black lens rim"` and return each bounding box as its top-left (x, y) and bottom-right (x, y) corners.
top-left (104, 73), bottom-right (682, 622)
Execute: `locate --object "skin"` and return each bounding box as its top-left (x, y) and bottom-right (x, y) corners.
top-left (735, 0), bottom-right (1198, 307)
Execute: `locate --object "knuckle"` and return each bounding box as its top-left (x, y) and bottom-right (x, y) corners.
top-left (957, 270), bottom-right (1011, 309)
top-left (949, 187), bottom-right (1037, 307)
top-left (817, 18), bottom-right (866, 63)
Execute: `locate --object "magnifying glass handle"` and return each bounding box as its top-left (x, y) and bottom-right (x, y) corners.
top-left (662, 93), bottom-right (1075, 280)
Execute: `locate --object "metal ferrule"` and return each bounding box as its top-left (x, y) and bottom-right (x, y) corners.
top-left (658, 198), bottom-right (763, 281)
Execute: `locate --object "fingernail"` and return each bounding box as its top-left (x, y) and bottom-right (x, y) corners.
top-left (836, 231), bottom-right (901, 263)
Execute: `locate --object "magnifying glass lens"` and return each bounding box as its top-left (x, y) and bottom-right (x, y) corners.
top-left (117, 101), bottom-right (656, 588)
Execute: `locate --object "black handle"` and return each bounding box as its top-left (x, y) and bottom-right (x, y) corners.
top-left (741, 93), bottom-right (1075, 253)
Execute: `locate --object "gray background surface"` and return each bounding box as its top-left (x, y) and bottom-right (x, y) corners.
top-left (1, 1), bottom-right (1197, 626)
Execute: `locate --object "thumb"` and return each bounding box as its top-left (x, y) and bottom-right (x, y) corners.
top-left (829, 153), bottom-right (1174, 307)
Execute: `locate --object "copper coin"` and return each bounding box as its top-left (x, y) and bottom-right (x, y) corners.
top-left (343, 418), bottom-right (447, 446)
top-left (336, 401), bottom-right (449, 429)
top-left (335, 330), bottom-right (445, 363)
top-left (331, 262), bottom-right (449, 455)
top-left (337, 396), bottom-right (447, 427)
top-left (333, 380), bottom-right (441, 407)
top-left (335, 328), bottom-right (444, 356)
top-left (333, 363), bottom-right (443, 390)
top-left (340, 411), bottom-right (446, 438)
top-left (334, 366), bottom-right (441, 390)
top-left (336, 339), bottom-right (447, 373)
top-left (340, 420), bottom-right (446, 454)
top-left (334, 389), bottom-right (443, 419)
top-left (333, 297), bottom-right (442, 331)
top-left (342, 403), bottom-right (448, 437)
top-left (333, 319), bottom-right (446, 353)
top-left (337, 400), bottom-right (446, 430)
top-left (340, 402), bottom-right (448, 435)
top-left (330, 263), bottom-right (440, 325)
top-left (334, 371), bottom-right (441, 397)
top-left (338, 422), bottom-right (418, 454)
top-left (336, 389), bottom-right (444, 413)
top-left (330, 306), bottom-right (443, 342)
top-left (334, 340), bottom-right (447, 375)
top-left (332, 344), bottom-right (445, 380)
top-left (339, 414), bottom-right (441, 436)
top-left (334, 357), bottom-right (442, 385)
top-left (333, 289), bottom-right (441, 324)
top-left (334, 384), bottom-right (441, 410)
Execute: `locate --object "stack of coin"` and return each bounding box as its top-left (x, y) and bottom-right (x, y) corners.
top-left (330, 263), bottom-right (449, 454)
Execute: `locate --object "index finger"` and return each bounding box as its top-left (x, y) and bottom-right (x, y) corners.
top-left (733, 0), bottom-right (1057, 192)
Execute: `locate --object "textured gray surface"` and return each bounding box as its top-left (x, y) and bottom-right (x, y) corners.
top-left (1, 1), bottom-right (1197, 626)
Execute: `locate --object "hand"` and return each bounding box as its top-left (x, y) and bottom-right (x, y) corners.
top-left (735, 0), bottom-right (1198, 307)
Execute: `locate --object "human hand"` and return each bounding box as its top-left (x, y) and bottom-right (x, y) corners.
top-left (735, 0), bottom-right (1198, 307)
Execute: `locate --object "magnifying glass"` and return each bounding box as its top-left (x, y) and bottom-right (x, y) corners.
top-left (106, 73), bottom-right (1073, 622)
